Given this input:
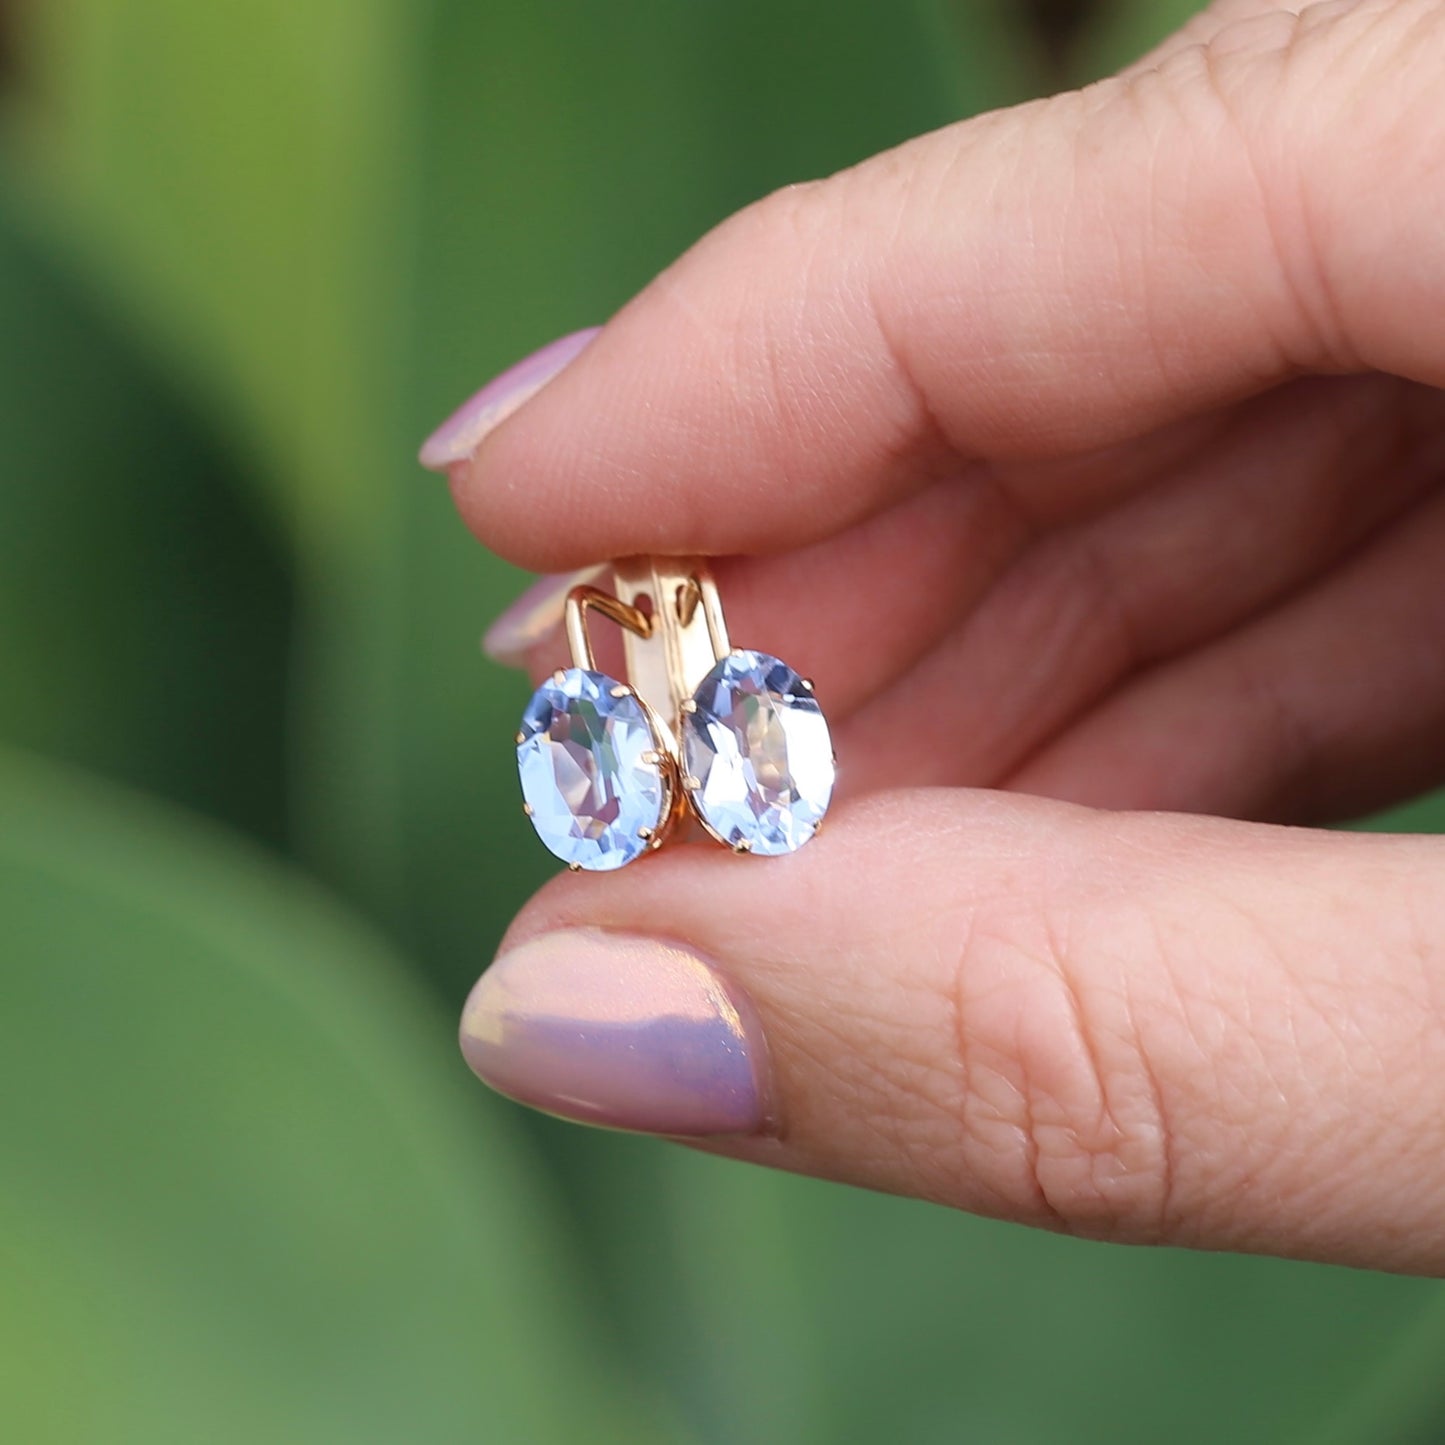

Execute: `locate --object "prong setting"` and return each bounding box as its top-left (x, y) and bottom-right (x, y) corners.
top-left (679, 648), bottom-right (834, 857)
top-left (516, 667), bottom-right (671, 872)
top-left (513, 565), bottom-right (830, 866)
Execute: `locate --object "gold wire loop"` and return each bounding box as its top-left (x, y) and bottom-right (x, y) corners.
top-left (695, 570), bottom-right (730, 662)
top-left (564, 586), bottom-right (653, 671)
top-left (563, 559), bottom-right (728, 726)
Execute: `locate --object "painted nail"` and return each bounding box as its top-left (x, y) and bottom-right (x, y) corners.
top-left (459, 929), bottom-right (770, 1137)
top-left (482, 564), bottom-right (608, 668)
top-left (418, 326), bottom-right (601, 472)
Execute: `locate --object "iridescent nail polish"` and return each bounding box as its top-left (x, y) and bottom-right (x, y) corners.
top-left (419, 327), bottom-right (600, 472)
top-left (482, 565), bottom-right (607, 668)
top-left (459, 929), bottom-right (769, 1136)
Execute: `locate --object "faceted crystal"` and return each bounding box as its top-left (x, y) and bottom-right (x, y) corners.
top-left (682, 650), bottom-right (834, 856)
top-left (517, 668), bottom-right (667, 871)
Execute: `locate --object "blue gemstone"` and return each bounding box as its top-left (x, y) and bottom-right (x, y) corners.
top-left (517, 669), bottom-right (667, 871)
top-left (682, 650), bottom-right (834, 856)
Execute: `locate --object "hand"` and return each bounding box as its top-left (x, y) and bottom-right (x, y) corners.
top-left (430, 0), bottom-right (1445, 1274)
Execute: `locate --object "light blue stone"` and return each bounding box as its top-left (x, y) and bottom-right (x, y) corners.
top-left (517, 668), bottom-right (666, 871)
top-left (682, 650), bottom-right (834, 856)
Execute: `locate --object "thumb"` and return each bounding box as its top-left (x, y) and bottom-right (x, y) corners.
top-left (461, 792), bottom-right (1445, 1274)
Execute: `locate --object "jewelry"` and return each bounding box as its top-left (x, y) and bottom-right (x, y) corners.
top-left (515, 557), bottom-right (835, 871)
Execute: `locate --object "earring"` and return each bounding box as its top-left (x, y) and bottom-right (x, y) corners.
top-left (514, 557), bottom-right (834, 871)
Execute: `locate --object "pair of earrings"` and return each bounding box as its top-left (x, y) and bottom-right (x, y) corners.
top-left (515, 558), bottom-right (835, 871)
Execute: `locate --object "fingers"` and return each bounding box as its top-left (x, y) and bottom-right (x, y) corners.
top-left (461, 790), bottom-right (1445, 1273)
top-left (451, 0), bottom-right (1445, 570)
top-left (497, 468), bottom-right (1032, 719)
top-left (1009, 453), bottom-right (1445, 822)
top-left (491, 408), bottom-right (1249, 726)
top-left (837, 374), bottom-right (1445, 795)
top-left (491, 372), bottom-right (1439, 797)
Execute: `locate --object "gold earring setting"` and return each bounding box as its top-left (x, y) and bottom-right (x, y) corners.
top-left (514, 558), bottom-right (835, 871)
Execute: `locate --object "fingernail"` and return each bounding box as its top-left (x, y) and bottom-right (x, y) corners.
top-left (418, 326), bottom-right (601, 472)
top-left (459, 929), bottom-right (770, 1137)
top-left (482, 564), bottom-right (608, 668)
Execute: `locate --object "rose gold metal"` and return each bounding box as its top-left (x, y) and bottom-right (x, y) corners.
top-left (610, 557), bottom-right (728, 729)
top-left (538, 557), bottom-right (743, 856)
top-left (564, 586), bottom-right (652, 671)
top-left (518, 555), bottom-right (828, 862)
top-left (558, 576), bottom-right (689, 856)
top-left (676, 576), bottom-right (700, 627)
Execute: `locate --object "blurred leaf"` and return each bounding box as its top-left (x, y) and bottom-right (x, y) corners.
top-left (14, 7), bottom-right (1445, 1445)
top-left (548, 1135), bottom-right (1445, 1445)
top-left (1314, 1294), bottom-right (1445, 1445)
top-left (0, 747), bottom-right (679, 1445)
top-left (9, 0), bottom-right (414, 556)
top-left (9, 0), bottom-right (427, 908)
top-left (8, 0), bottom-right (1042, 957)
top-left (0, 187), bottom-right (292, 847)
top-left (1356, 785), bottom-right (1445, 835)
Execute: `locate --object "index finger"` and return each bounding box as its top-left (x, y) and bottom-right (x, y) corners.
top-left (441, 1), bottom-right (1445, 570)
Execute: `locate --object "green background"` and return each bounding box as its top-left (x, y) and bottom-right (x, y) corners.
top-left (2, 2), bottom-right (1442, 1440)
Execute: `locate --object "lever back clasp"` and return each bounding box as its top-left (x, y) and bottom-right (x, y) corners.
top-left (566, 557), bottom-right (729, 729)
top-left (563, 584), bottom-right (652, 669)
top-left (523, 555), bottom-right (831, 869)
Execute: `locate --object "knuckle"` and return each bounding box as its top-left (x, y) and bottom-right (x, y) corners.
top-left (947, 871), bottom-right (1178, 1241)
top-left (1119, 0), bottom-right (1445, 368)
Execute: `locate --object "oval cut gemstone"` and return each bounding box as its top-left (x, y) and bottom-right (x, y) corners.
top-left (682, 650), bottom-right (834, 856)
top-left (517, 668), bottom-right (667, 871)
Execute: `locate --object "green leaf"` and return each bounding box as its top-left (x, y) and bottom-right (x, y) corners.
top-left (8, 0), bottom-right (1043, 947)
top-left (15, 7), bottom-right (1445, 1445)
top-left (0, 188), bottom-right (292, 847)
top-left (1356, 786), bottom-right (1445, 835)
top-left (9, 0), bottom-right (416, 553)
top-left (0, 748), bottom-right (679, 1445)
top-left (546, 1134), bottom-right (1444, 1445)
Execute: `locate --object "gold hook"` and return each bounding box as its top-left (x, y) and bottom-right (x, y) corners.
top-left (561, 558), bottom-right (728, 725)
top-left (564, 586), bottom-right (652, 671)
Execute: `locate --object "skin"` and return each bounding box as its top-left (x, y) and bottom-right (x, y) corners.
top-left (449, 0), bottom-right (1445, 1274)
